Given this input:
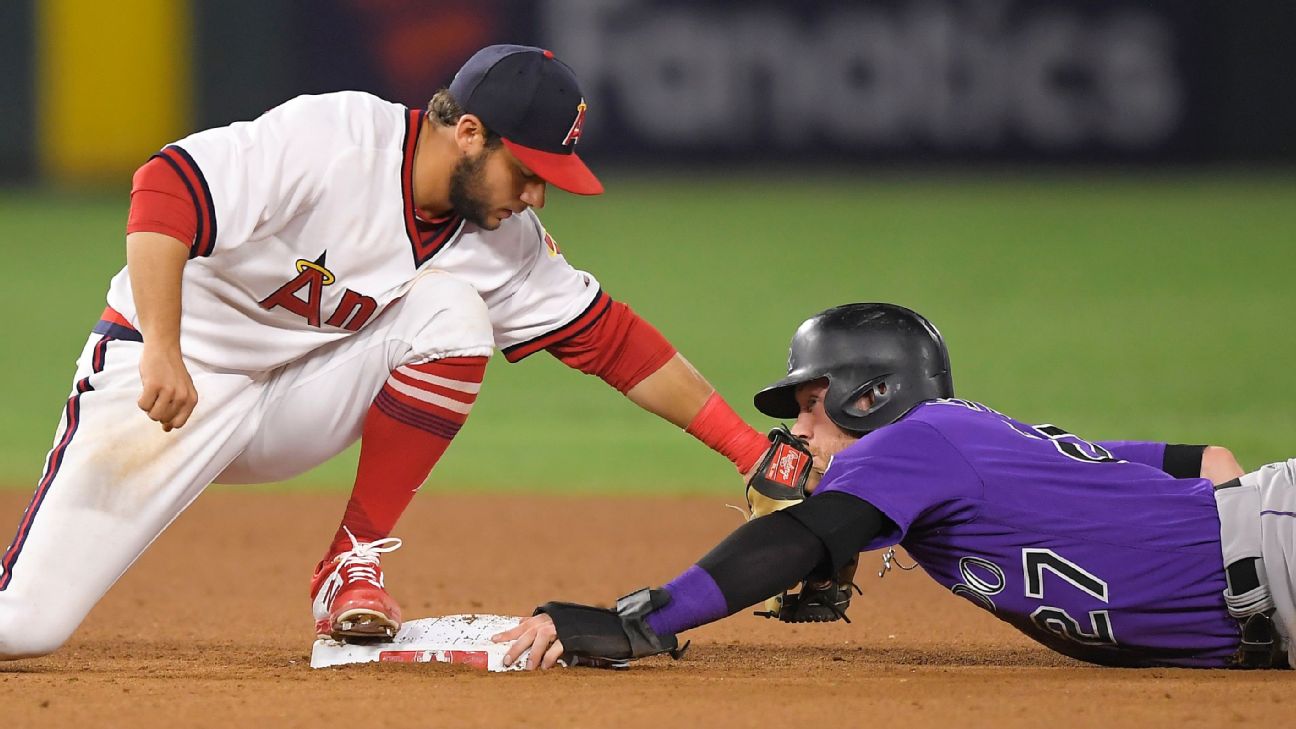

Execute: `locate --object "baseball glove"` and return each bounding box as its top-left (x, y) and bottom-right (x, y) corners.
top-left (745, 425), bottom-right (814, 520)
top-left (756, 558), bottom-right (861, 623)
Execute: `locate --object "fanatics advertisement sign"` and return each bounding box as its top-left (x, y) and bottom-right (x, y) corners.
top-left (4, 0), bottom-right (1292, 182)
top-left (539, 0), bottom-right (1211, 162)
top-left (165, 0), bottom-right (1296, 166)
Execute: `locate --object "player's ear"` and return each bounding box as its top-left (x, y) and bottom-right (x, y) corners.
top-left (455, 114), bottom-right (488, 154)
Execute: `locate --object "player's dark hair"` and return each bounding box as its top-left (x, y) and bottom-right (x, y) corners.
top-left (428, 89), bottom-right (503, 148)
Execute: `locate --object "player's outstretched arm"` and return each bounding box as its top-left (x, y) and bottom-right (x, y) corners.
top-left (490, 507), bottom-right (824, 671)
top-left (1161, 443), bottom-right (1244, 485)
top-left (546, 301), bottom-right (769, 472)
top-left (491, 589), bottom-right (682, 671)
top-left (623, 352), bottom-right (714, 428)
top-left (126, 231), bottom-right (198, 432)
top-left (1100, 441), bottom-right (1244, 486)
top-left (494, 492), bottom-right (886, 670)
top-left (627, 353), bottom-right (772, 476)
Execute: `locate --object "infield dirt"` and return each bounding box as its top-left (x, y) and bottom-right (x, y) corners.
top-left (0, 489), bottom-right (1288, 728)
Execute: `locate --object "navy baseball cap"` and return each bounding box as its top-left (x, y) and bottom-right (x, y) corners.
top-left (449, 45), bottom-right (603, 195)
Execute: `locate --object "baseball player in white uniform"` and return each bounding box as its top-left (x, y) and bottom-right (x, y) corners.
top-left (0, 45), bottom-right (771, 658)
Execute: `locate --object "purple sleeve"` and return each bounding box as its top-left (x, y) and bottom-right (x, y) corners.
top-left (644, 565), bottom-right (728, 637)
top-left (818, 421), bottom-right (981, 552)
top-left (1096, 440), bottom-right (1167, 470)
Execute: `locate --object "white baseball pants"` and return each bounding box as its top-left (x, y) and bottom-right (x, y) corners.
top-left (0, 272), bottom-right (493, 659)
top-left (1215, 458), bottom-right (1296, 667)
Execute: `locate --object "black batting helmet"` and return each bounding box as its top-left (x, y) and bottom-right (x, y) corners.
top-left (754, 303), bottom-right (954, 434)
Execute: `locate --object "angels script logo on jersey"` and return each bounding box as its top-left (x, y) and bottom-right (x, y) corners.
top-left (562, 101), bottom-right (587, 146)
top-left (258, 252), bottom-right (378, 331)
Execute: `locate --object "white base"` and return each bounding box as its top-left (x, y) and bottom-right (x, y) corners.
top-left (310, 614), bottom-right (530, 671)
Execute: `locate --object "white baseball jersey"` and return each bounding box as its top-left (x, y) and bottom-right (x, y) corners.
top-left (105, 91), bottom-right (605, 372)
top-left (1, 92), bottom-right (622, 659)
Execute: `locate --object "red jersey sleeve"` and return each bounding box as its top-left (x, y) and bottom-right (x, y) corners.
top-left (126, 155), bottom-right (198, 247)
top-left (546, 299), bottom-right (677, 394)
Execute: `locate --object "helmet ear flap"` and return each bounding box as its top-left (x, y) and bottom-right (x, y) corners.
top-left (827, 376), bottom-right (892, 431)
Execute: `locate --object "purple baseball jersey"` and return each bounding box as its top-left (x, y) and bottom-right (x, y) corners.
top-left (817, 399), bottom-right (1239, 668)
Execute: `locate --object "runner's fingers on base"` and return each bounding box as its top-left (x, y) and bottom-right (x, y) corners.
top-left (493, 621), bottom-right (527, 664)
top-left (541, 638), bottom-right (564, 670)
top-left (494, 615), bottom-right (555, 665)
top-left (525, 630), bottom-right (552, 670)
top-left (502, 629), bottom-right (531, 666)
top-left (498, 624), bottom-right (538, 666)
top-left (528, 624), bottom-right (560, 670)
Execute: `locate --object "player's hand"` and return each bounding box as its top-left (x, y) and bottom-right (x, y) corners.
top-left (491, 614), bottom-right (565, 670)
top-left (137, 344), bottom-right (198, 432)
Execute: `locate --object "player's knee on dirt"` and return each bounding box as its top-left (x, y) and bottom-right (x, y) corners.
top-left (0, 597), bottom-right (75, 660)
top-left (395, 273), bottom-right (493, 362)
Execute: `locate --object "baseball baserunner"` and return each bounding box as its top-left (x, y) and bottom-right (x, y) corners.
top-left (0, 45), bottom-right (774, 659)
top-left (498, 303), bottom-right (1294, 670)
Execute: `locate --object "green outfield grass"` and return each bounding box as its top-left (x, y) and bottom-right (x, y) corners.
top-left (2, 173), bottom-right (1293, 495)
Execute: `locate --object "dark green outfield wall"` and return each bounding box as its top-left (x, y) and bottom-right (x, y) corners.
top-left (1, 0), bottom-right (1294, 185)
top-left (0, 1), bottom-right (35, 181)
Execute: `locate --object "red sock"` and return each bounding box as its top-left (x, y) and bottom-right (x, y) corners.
top-left (326, 356), bottom-right (487, 558)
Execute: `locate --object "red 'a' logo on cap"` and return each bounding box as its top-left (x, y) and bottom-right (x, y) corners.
top-left (563, 101), bottom-right (587, 146)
